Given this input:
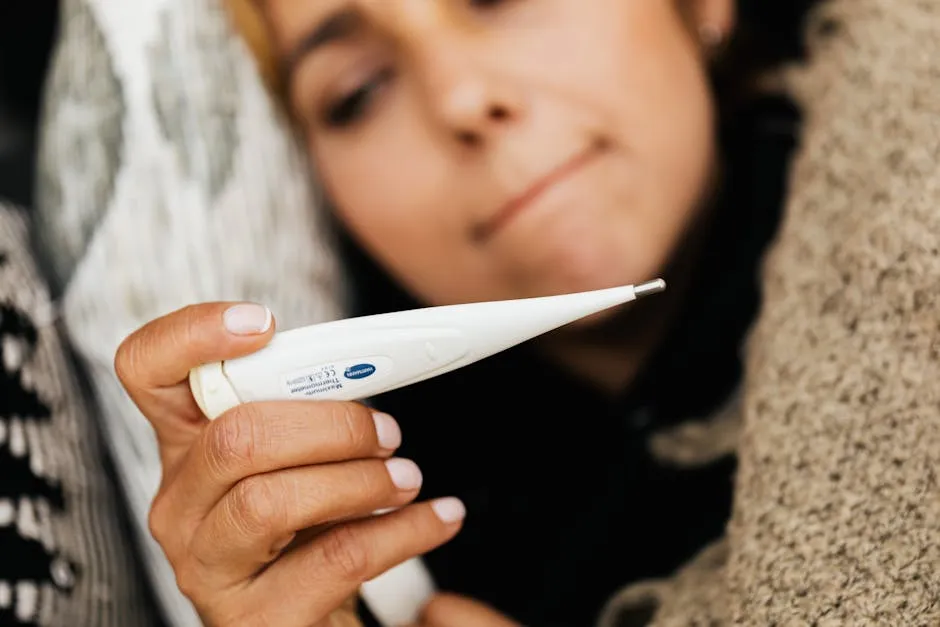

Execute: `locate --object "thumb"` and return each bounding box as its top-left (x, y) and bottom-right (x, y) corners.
top-left (114, 302), bottom-right (275, 465)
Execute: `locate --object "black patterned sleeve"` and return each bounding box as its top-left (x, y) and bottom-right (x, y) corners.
top-left (0, 202), bottom-right (161, 627)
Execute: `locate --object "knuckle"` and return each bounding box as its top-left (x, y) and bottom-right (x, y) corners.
top-left (174, 563), bottom-right (205, 602)
top-left (329, 403), bottom-right (372, 453)
top-left (113, 304), bottom-right (214, 393)
top-left (181, 304), bottom-right (224, 356)
top-left (160, 305), bottom-right (205, 364)
top-left (317, 525), bottom-right (371, 582)
top-left (354, 461), bottom-right (388, 498)
top-left (225, 612), bottom-right (275, 627)
top-left (205, 406), bottom-right (264, 478)
top-left (176, 303), bottom-right (204, 322)
top-left (175, 304), bottom-right (205, 341)
top-left (402, 507), bottom-right (432, 540)
top-left (229, 475), bottom-right (284, 537)
top-left (113, 332), bottom-right (147, 390)
top-left (147, 496), bottom-right (170, 544)
top-left (113, 336), bottom-right (133, 386)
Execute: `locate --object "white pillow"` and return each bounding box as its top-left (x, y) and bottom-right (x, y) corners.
top-left (33, 1), bottom-right (346, 624)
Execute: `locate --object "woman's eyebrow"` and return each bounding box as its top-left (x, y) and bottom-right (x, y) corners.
top-left (283, 7), bottom-right (364, 76)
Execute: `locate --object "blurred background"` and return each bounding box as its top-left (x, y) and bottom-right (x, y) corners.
top-left (0, 2), bottom-right (60, 208)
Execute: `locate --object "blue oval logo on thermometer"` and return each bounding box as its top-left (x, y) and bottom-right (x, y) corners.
top-left (344, 363), bottom-right (377, 380)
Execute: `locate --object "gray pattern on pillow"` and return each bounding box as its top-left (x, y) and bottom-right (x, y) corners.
top-left (34, 0), bottom-right (125, 294)
top-left (150, 3), bottom-right (239, 201)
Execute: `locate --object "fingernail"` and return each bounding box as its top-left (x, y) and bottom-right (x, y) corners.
top-left (385, 458), bottom-right (423, 491)
top-left (372, 412), bottom-right (402, 451)
top-left (431, 497), bottom-right (466, 524)
top-left (223, 303), bottom-right (272, 335)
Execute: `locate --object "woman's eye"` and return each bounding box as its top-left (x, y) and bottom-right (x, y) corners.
top-left (468, 0), bottom-right (507, 7)
top-left (322, 68), bottom-right (393, 129)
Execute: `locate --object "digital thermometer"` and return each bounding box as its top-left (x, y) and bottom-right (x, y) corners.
top-left (189, 280), bottom-right (666, 625)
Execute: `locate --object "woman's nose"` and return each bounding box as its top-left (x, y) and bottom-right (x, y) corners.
top-left (388, 0), bottom-right (524, 147)
top-left (414, 44), bottom-right (524, 148)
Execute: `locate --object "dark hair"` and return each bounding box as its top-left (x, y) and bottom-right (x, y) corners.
top-left (0, 2), bottom-right (60, 120)
top-left (737, 0), bottom-right (825, 63)
top-left (0, 1), bottom-right (60, 207)
top-left (715, 0), bottom-right (826, 111)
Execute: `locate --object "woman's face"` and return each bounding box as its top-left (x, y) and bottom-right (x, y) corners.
top-left (265, 0), bottom-right (734, 305)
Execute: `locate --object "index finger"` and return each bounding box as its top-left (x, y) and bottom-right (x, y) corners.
top-left (114, 302), bottom-right (275, 448)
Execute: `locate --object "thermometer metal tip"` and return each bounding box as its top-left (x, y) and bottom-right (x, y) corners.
top-left (634, 278), bottom-right (667, 298)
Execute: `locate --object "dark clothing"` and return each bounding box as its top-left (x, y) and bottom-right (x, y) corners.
top-left (378, 345), bottom-right (737, 626)
top-left (350, 93), bottom-right (800, 625)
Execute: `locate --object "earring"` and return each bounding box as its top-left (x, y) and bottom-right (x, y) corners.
top-left (698, 23), bottom-right (725, 50)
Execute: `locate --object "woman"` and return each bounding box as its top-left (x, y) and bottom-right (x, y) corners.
top-left (115, 2), bottom-right (808, 625)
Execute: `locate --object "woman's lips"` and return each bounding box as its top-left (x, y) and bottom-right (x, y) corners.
top-left (473, 144), bottom-right (602, 243)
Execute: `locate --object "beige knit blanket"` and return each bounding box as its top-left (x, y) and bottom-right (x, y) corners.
top-left (603, 1), bottom-right (940, 624)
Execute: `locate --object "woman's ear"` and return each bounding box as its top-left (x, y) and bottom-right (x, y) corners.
top-left (687, 0), bottom-right (736, 52)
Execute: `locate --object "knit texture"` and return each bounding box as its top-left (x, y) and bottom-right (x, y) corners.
top-left (0, 201), bottom-right (159, 627)
top-left (602, 1), bottom-right (940, 624)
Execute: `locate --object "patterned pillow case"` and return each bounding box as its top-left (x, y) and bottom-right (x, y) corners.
top-left (0, 201), bottom-right (159, 627)
top-left (31, 1), bottom-right (346, 624)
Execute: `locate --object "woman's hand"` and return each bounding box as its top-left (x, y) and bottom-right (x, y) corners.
top-left (115, 302), bottom-right (466, 626)
top-left (414, 594), bottom-right (520, 627)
